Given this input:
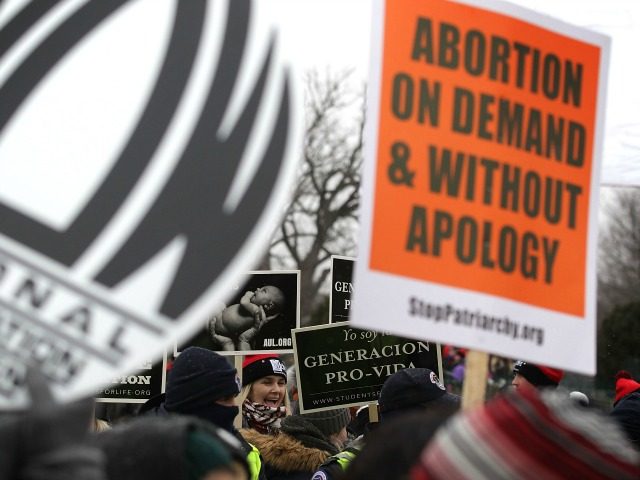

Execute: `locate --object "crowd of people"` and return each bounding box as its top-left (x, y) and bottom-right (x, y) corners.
top-left (1, 347), bottom-right (639, 479)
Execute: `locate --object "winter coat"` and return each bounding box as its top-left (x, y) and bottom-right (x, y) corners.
top-left (312, 435), bottom-right (366, 480)
top-left (611, 391), bottom-right (640, 451)
top-left (242, 416), bottom-right (339, 480)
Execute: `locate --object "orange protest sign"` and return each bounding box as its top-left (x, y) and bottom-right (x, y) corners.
top-left (372, 0), bottom-right (599, 315)
top-left (352, 0), bottom-right (609, 374)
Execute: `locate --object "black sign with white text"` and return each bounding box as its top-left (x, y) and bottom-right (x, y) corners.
top-left (97, 355), bottom-right (165, 403)
top-left (293, 323), bottom-right (442, 412)
top-left (330, 256), bottom-right (355, 323)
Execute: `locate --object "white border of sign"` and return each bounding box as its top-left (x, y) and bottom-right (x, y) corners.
top-left (351, 0), bottom-right (610, 375)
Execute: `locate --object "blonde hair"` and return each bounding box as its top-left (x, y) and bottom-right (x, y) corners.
top-left (93, 418), bottom-right (111, 432)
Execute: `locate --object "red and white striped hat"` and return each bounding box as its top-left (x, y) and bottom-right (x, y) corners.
top-left (411, 386), bottom-right (640, 480)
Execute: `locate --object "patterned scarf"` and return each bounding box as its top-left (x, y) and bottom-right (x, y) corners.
top-left (242, 399), bottom-right (286, 434)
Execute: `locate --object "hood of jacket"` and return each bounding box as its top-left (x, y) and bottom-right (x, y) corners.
top-left (241, 428), bottom-right (331, 473)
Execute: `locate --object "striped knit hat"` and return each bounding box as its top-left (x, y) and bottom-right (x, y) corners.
top-left (242, 354), bottom-right (287, 386)
top-left (411, 386), bottom-right (640, 480)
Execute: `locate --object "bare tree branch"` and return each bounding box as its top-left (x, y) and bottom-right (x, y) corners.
top-left (267, 69), bottom-right (364, 325)
top-left (598, 187), bottom-right (640, 320)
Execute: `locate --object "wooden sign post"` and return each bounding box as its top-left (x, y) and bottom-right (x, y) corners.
top-left (461, 350), bottom-right (489, 410)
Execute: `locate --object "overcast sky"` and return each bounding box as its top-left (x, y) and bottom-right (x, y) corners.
top-left (266, 0), bottom-right (640, 187)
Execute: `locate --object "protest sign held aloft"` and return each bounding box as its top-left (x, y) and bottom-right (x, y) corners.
top-left (352, 0), bottom-right (609, 374)
top-left (0, 0), bottom-right (301, 407)
top-left (97, 355), bottom-right (166, 404)
top-left (292, 323), bottom-right (442, 412)
top-left (330, 256), bottom-right (355, 323)
top-left (177, 270), bottom-right (300, 355)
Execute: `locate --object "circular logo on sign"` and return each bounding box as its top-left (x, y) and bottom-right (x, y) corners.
top-left (430, 371), bottom-right (446, 390)
top-left (0, 0), bottom-right (301, 407)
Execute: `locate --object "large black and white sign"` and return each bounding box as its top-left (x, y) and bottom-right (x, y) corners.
top-left (0, 0), bottom-right (301, 407)
top-left (292, 323), bottom-right (443, 412)
top-left (178, 270), bottom-right (300, 355)
top-left (97, 354), bottom-right (166, 404)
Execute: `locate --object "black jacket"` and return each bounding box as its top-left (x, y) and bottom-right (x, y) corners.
top-left (611, 391), bottom-right (640, 451)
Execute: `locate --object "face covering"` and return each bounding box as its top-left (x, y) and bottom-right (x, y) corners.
top-left (192, 403), bottom-right (240, 433)
top-left (242, 399), bottom-right (286, 434)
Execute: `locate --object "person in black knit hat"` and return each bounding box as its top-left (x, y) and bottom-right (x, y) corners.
top-left (139, 347), bottom-right (266, 480)
top-left (141, 347), bottom-right (241, 432)
top-left (378, 367), bottom-right (460, 421)
top-left (241, 408), bottom-right (351, 480)
top-left (511, 360), bottom-right (564, 389)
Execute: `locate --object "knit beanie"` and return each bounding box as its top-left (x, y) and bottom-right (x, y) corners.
top-left (512, 360), bottom-right (564, 388)
top-left (299, 408), bottom-right (351, 437)
top-left (279, 415), bottom-right (341, 456)
top-left (185, 429), bottom-right (232, 480)
top-left (165, 347), bottom-right (240, 413)
top-left (242, 354), bottom-right (287, 386)
top-left (614, 371), bottom-right (640, 406)
top-left (378, 368), bottom-right (460, 417)
top-left (411, 387), bottom-right (640, 480)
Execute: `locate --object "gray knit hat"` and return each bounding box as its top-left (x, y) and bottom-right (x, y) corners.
top-left (301, 408), bottom-right (351, 436)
